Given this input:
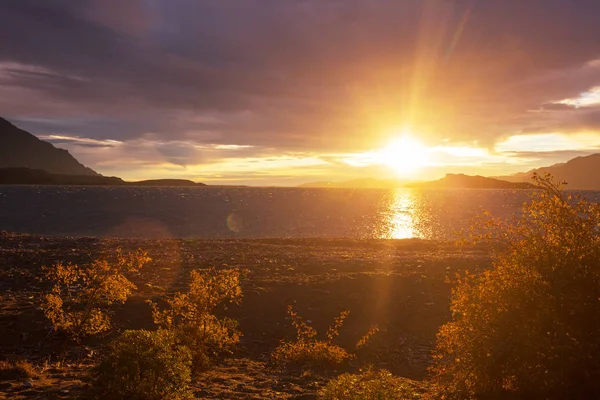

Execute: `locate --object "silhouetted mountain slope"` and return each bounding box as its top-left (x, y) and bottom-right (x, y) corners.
top-left (0, 117), bottom-right (98, 176)
top-left (496, 154), bottom-right (600, 190)
top-left (0, 168), bottom-right (210, 186)
top-left (406, 174), bottom-right (535, 189)
top-left (0, 168), bottom-right (123, 185)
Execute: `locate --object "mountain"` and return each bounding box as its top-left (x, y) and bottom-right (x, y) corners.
top-left (299, 175), bottom-right (532, 189)
top-left (406, 174), bottom-right (536, 189)
top-left (132, 179), bottom-right (206, 187)
top-left (0, 168), bottom-right (123, 185)
top-left (0, 117), bottom-right (98, 176)
top-left (298, 178), bottom-right (406, 188)
top-left (496, 154), bottom-right (600, 190)
top-left (0, 168), bottom-right (211, 186)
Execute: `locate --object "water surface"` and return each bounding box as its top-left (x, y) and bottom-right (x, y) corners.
top-left (0, 186), bottom-right (594, 239)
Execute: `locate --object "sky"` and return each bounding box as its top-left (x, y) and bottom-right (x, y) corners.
top-left (2, 0), bottom-right (600, 185)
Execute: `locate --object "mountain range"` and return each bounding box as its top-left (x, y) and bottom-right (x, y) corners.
top-left (300, 174), bottom-right (535, 190)
top-left (0, 117), bottom-right (98, 176)
top-left (0, 168), bottom-right (206, 187)
top-left (495, 154), bottom-right (600, 190)
top-left (3, 115), bottom-right (600, 189)
top-left (297, 178), bottom-right (408, 189)
top-left (0, 117), bottom-right (205, 186)
top-left (405, 174), bottom-right (535, 189)
top-left (300, 153), bottom-right (600, 190)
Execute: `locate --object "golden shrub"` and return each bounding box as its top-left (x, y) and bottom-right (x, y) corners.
top-left (320, 369), bottom-right (427, 400)
top-left (272, 306), bottom-right (378, 370)
top-left (41, 248), bottom-right (151, 341)
top-left (430, 174), bottom-right (600, 399)
top-left (149, 268), bottom-right (243, 370)
top-left (0, 360), bottom-right (39, 381)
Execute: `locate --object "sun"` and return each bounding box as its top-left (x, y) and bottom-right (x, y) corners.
top-left (379, 134), bottom-right (429, 175)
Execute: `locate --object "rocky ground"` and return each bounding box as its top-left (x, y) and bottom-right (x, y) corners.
top-left (0, 232), bottom-right (493, 399)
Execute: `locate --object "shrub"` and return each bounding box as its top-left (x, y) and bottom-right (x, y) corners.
top-left (320, 369), bottom-right (427, 400)
top-left (430, 174), bottom-right (600, 399)
top-left (92, 329), bottom-right (192, 400)
top-left (0, 360), bottom-right (39, 382)
top-left (149, 268), bottom-right (243, 370)
top-left (41, 248), bottom-right (151, 341)
top-left (272, 306), bottom-right (378, 370)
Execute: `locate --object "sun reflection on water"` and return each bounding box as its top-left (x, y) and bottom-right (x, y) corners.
top-left (384, 189), bottom-right (423, 239)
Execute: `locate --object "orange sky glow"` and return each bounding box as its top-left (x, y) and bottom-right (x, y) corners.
top-left (3, 1), bottom-right (600, 185)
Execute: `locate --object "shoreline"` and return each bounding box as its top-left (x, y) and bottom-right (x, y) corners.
top-left (0, 232), bottom-right (492, 398)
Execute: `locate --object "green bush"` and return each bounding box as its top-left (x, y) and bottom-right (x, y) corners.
top-left (149, 268), bottom-right (243, 370)
top-left (430, 174), bottom-right (600, 399)
top-left (320, 369), bottom-right (427, 400)
top-left (92, 329), bottom-right (192, 400)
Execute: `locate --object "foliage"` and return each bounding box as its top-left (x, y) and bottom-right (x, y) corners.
top-left (41, 248), bottom-right (151, 341)
top-left (149, 268), bottom-right (243, 370)
top-left (272, 305), bottom-right (379, 370)
top-left (320, 369), bottom-right (427, 400)
top-left (92, 329), bottom-right (192, 400)
top-left (0, 360), bottom-right (39, 382)
top-left (430, 174), bottom-right (600, 399)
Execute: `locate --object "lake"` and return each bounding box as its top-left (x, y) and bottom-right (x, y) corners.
top-left (1, 186), bottom-right (598, 240)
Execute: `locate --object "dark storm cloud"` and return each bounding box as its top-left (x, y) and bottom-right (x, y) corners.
top-left (2, 0), bottom-right (600, 156)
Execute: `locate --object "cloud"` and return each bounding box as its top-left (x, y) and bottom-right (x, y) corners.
top-left (2, 0), bottom-right (600, 181)
top-left (540, 103), bottom-right (578, 112)
top-left (503, 150), bottom-right (600, 161)
top-left (39, 134), bottom-right (121, 148)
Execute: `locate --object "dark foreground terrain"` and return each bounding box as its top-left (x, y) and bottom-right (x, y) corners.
top-left (0, 232), bottom-right (492, 399)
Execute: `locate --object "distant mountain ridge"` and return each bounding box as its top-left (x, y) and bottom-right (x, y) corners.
top-left (301, 154), bottom-right (600, 190)
top-left (0, 168), bottom-right (123, 185)
top-left (7, 114), bottom-right (600, 189)
top-left (405, 174), bottom-right (535, 189)
top-left (300, 174), bottom-right (534, 189)
top-left (0, 117), bottom-right (99, 176)
top-left (129, 179), bottom-right (206, 187)
top-left (0, 168), bottom-right (207, 186)
top-left (0, 117), bottom-right (208, 186)
top-left (298, 178), bottom-right (405, 188)
top-left (496, 154), bottom-right (600, 190)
